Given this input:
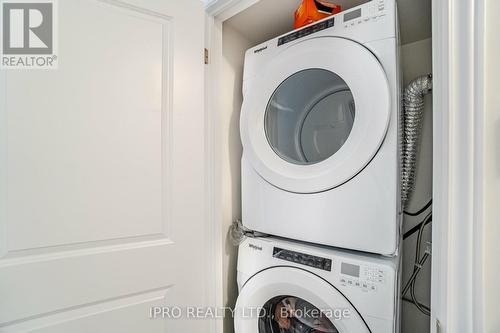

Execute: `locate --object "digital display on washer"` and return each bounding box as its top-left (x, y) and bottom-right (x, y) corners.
top-left (273, 247), bottom-right (332, 271)
top-left (341, 262), bottom-right (360, 277)
top-left (343, 8), bottom-right (362, 22)
top-left (278, 17), bottom-right (335, 46)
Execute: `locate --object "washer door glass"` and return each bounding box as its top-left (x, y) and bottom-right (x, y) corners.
top-left (265, 69), bottom-right (355, 165)
top-left (259, 295), bottom-right (339, 333)
top-left (234, 267), bottom-right (373, 333)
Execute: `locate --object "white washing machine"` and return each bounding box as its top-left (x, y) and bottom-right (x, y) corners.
top-left (234, 237), bottom-right (400, 333)
top-left (240, 0), bottom-right (401, 255)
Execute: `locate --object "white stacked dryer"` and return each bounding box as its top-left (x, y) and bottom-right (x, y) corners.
top-left (240, 0), bottom-right (401, 256)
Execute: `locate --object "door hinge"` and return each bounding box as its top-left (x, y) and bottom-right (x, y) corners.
top-left (204, 48), bottom-right (209, 64)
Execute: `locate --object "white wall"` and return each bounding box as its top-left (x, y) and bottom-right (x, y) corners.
top-left (484, 0), bottom-right (500, 331)
top-left (220, 23), bottom-right (253, 333)
top-left (400, 38), bottom-right (433, 333)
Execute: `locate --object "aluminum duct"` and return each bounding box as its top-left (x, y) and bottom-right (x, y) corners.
top-left (401, 74), bottom-right (433, 207)
top-left (228, 220), bottom-right (268, 246)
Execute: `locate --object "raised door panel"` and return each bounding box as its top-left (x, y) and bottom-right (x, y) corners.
top-left (3, 0), bottom-right (167, 252)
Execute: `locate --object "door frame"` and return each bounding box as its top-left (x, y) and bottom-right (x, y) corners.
top-left (204, 1), bottom-right (491, 332)
top-left (431, 0), bottom-right (488, 332)
top-left (203, 3), bottom-right (261, 332)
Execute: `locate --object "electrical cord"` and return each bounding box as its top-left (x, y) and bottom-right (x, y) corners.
top-left (403, 214), bottom-right (433, 239)
top-left (404, 199), bottom-right (432, 216)
top-left (402, 297), bottom-right (430, 313)
top-left (402, 251), bottom-right (430, 296)
top-left (402, 211), bottom-right (432, 316)
top-left (411, 277), bottom-right (431, 316)
top-left (410, 213), bottom-right (432, 316)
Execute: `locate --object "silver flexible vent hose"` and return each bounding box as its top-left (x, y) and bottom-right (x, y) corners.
top-left (228, 220), bottom-right (268, 246)
top-left (401, 74), bottom-right (433, 207)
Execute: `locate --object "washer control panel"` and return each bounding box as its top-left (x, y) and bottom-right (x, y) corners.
top-left (339, 262), bottom-right (386, 292)
top-left (273, 247), bottom-right (332, 271)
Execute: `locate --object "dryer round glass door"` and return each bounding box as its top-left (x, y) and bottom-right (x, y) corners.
top-left (234, 267), bottom-right (371, 333)
top-left (240, 37), bottom-right (391, 193)
top-left (265, 69), bottom-right (355, 165)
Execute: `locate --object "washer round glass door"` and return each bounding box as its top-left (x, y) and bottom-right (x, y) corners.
top-left (234, 267), bottom-right (370, 333)
top-left (259, 295), bottom-right (339, 332)
top-left (240, 37), bottom-right (391, 193)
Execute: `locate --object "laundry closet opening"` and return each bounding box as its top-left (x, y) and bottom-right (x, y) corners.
top-left (217, 1), bottom-right (432, 332)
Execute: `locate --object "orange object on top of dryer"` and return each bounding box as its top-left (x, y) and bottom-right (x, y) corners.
top-left (294, 0), bottom-right (342, 29)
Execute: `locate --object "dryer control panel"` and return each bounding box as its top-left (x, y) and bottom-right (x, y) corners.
top-left (342, 0), bottom-right (387, 29)
top-left (276, 0), bottom-right (388, 47)
top-left (278, 17), bottom-right (335, 46)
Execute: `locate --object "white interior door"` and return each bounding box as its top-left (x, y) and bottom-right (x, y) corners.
top-left (0, 0), bottom-right (208, 332)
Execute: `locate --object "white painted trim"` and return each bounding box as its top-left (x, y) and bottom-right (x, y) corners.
top-left (203, 0), bottom-right (217, 5)
top-left (431, 0), bottom-right (487, 332)
top-left (204, 13), bottom-right (225, 333)
top-left (430, 0), bottom-right (450, 330)
top-left (204, 3), bottom-right (259, 333)
top-left (205, 0), bottom-right (260, 21)
top-left (471, 2), bottom-right (486, 332)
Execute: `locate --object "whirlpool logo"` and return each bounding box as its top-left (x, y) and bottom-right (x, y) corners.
top-left (253, 45), bottom-right (267, 54)
top-left (248, 243), bottom-right (263, 251)
top-left (1, 0), bottom-right (58, 69)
